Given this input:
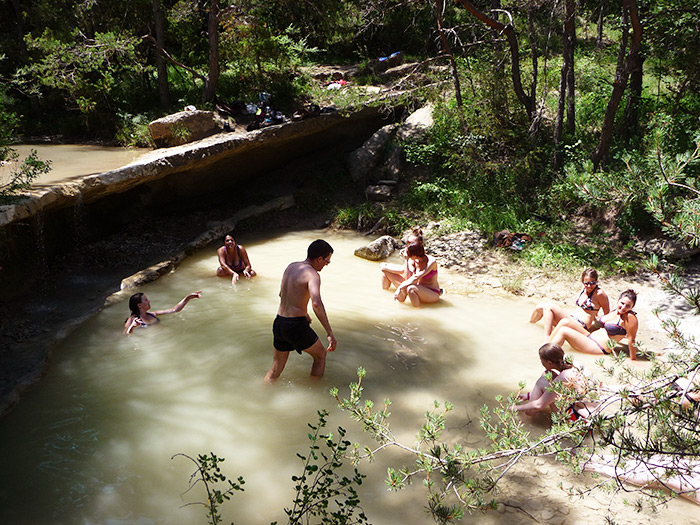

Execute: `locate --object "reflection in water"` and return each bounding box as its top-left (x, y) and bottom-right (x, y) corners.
top-left (0, 231), bottom-right (695, 524)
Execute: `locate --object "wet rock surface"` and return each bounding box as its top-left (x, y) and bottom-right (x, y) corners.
top-left (353, 235), bottom-right (400, 261)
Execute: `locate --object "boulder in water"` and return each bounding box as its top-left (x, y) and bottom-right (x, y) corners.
top-left (354, 235), bottom-right (400, 261)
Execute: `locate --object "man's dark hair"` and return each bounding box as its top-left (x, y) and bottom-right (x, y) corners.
top-left (307, 239), bottom-right (333, 260)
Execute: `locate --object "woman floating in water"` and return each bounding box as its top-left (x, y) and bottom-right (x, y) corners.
top-left (380, 226), bottom-right (423, 288)
top-left (530, 268), bottom-right (610, 338)
top-left (390, 243), bottom-right (442, 307)
top-left (549, 289), bottom-right (639, 360)
top-left (123, 291), bottom-right (202, 334)
top-left (511, 343), bottom-right (591, 419)
top-left (217, 234), bottom-right (256, 284)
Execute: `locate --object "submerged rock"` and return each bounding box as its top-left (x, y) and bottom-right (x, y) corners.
top-left (354, 235), bottom-right (400, 261)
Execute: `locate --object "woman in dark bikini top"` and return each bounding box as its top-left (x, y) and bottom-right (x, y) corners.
top-left (216, 234), bottom-right (257, 284)
top-left (123, 291), bottom-right (202, 335)
top-left (530, 268), bottom-right (610, 338)
top-left (548, 289), bottom-right (639, 360)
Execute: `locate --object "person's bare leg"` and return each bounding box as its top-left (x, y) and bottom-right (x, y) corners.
top-left (303, 339), bottom-right (328, 379)
top-left (554, 316), bottom-right (590, 335)
top-left (407, 285), bottom-right (440, 307)
top-left (532, 302), bottom-right (568, 337)
top-left (381, 268), bottom-right (405, 290)
top-left (395, 288), bottom-right (407, 302)
top-left (530, 304), bottom-right (545, 324)
top-left (551, 327), bottom-right (604, 355)
top-left (381, 274), bottom-right (392, 290)
top-left (407, 286), bottom-right (421, 307)
top-left (264, 349), bottom-right (290, 383)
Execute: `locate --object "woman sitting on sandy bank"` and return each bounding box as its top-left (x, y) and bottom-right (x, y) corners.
top-left (217, 234), bottom-right (256, 284)
top-left (380, 226), bottom-right (423, 289)
top-left (511, 343), bottom-right (592, 420)
top-left (390, 243), bottom-right (442, 307)
top-left (124, 291), bottom-right (201, 334)
top-left (530, 268), bottom-right (610, 338)
top-left (549, 289), bottom-right (639, 360)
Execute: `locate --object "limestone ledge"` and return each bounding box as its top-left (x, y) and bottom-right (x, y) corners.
top-left (0, 107), bottom-right (382, 227)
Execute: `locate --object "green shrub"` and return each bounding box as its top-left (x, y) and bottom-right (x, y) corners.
top-left (115, 113), bottom-right (154, 147)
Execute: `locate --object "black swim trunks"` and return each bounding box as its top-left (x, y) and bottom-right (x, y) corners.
top-left (272, 315), bottom-right (319, 354)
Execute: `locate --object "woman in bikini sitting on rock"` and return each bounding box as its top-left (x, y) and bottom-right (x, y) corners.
top-left (530, 268), bottom-right (610, 338)
top-left (124, 291), bottom-right (202, 334)
top-left (549, 289), bottom-right (639, 360)
top-left (217, 234), bottom-right (256, 284)
top-left (392, 243), bottom-right (442, 307)
top-left (380, 226), bottom-right (423, 289)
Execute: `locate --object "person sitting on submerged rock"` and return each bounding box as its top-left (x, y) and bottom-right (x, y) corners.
top-left (123, 291), bottom-right (201, 335)
top-left (392, 243), bottom-right (442, 307)
top-left (511, 343), bottom-right (593, 420)
top-left (530, 268), bottom-right (610, 339)
top-left (549, 289), bottom-right (639, 360)
top-left (380, 227), bottom-right (423, 290)
top-left (217, 234), bottom-right (256, 284)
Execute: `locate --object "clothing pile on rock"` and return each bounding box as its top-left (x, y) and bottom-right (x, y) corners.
top-left (493, 230), bottom-right (533, 250)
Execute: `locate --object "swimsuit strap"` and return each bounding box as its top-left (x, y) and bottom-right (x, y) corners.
top-left (602, 316), bottom-right (626, 337)
top-left (576, 287), bottom-right (598, 311)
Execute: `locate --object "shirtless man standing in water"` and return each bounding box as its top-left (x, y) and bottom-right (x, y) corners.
top-left (264, 239), bottom-right (337, 382)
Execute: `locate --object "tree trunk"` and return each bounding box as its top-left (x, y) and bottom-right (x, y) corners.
top-left (553, 0), bottom-right (575, 169)
top-left (591, 0), bottom-right (642, 168)
top-left (436, 0), bottom-right (463, 111)
top-left (8, 0), bottom-right (41, 115)
top-left (152, 0), bottom-right (170, 107)
top-left (8, 0), bottom-right (28, 60)
top-left (201, 0), bottom-right (220, 104)
top-left (527, 5), bottom-right (538, 107)
top-left (435, 0), bottom-right (465, 132)
top-left (455, 0), bottom-right (536, 121)
top-left (553, 43), bottom-right (568, 167)
top-left (596, 0), bottom-right (605, 46)
top-left (620, 53), bottom-right (644, 145)
top-left (564, 0), bottom-right (576, 134)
